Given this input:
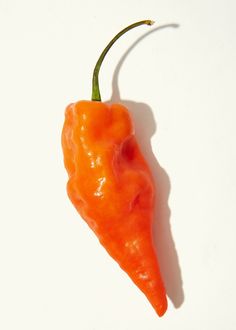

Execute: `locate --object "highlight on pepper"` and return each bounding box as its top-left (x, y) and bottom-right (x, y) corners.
top-left (61, 19), bottom-right (167, 317)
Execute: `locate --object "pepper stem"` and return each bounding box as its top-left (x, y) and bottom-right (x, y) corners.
top-left (91, 20), bottom-right (155, 101)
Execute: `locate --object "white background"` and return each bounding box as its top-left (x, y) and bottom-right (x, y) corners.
top-left (0, 0), bottom-right (236, 329)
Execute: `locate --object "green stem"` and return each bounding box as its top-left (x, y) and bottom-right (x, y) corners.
top-left (91, 20), bottom-right (155, 101)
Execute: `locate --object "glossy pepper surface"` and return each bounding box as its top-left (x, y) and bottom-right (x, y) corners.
top-left (62, 20), bottom-right (167, 317)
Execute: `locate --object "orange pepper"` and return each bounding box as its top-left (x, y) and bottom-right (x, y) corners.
top-left (62, 20), bottom-right (167, 317)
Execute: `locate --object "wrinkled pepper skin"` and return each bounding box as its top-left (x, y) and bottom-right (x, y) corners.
top-left (62, 100), bottom-right (167, 316)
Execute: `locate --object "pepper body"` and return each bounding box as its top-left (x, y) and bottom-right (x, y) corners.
top-left (62, 100), bottom-right (167, 316)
